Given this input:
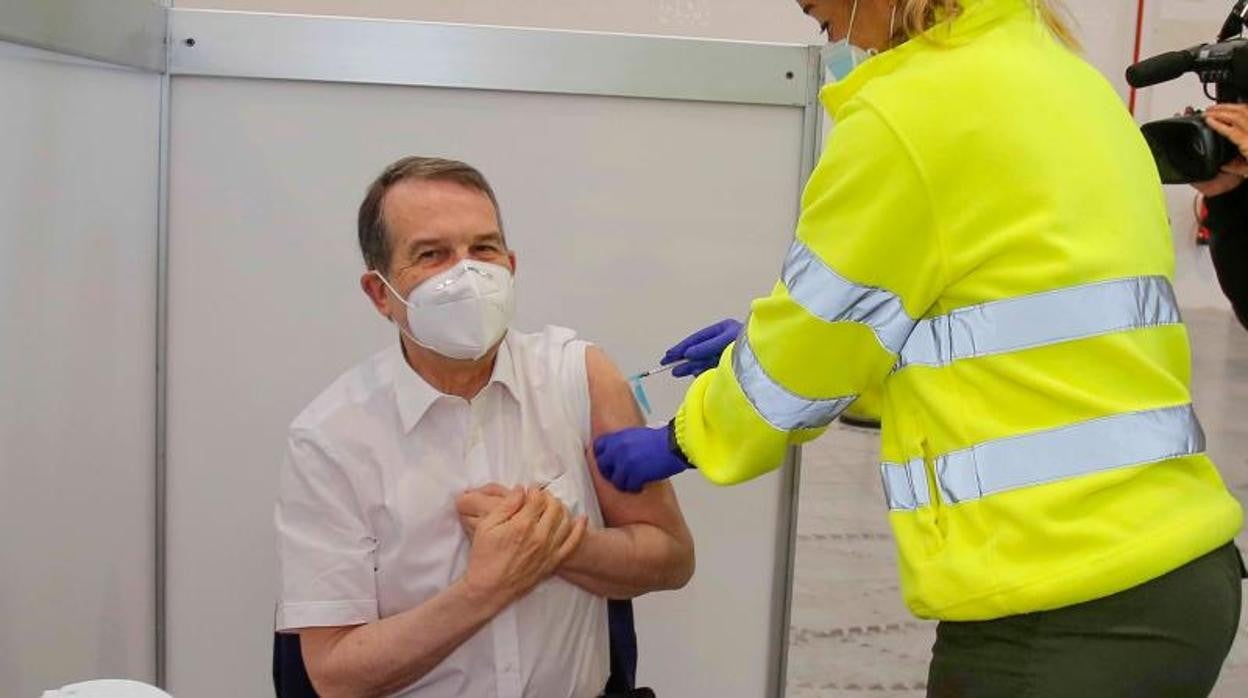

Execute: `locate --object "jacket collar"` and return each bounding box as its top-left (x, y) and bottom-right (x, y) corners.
top-left (820, 0), bottom-right (1033, 115)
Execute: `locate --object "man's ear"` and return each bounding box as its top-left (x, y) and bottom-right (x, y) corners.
top-left (507, 250), bottom-right (518, 276)
top-left (360, 270), bottom-right (392, 320)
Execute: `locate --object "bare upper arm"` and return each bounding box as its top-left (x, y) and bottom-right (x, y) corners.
top-left (584, 345), bottom-right (692, 540)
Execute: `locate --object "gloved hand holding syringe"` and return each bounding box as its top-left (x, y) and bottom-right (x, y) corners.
top-left (598, 319), bottom-right (743, 492)
top-left (625, 318), bottom-right (744, 416)
top-left (627, 360), bottom-right (689, 416)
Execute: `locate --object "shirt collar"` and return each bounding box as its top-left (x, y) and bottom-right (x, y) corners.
top-left (820, 0), bottom-right (1031, 115)
top-left (392, 332), bottom-right (520, 433)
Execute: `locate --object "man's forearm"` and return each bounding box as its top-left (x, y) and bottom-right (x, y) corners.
top-left (303, 579), bottom-right (507, 698)
top-left (558, 524), bottom-right (694, 599)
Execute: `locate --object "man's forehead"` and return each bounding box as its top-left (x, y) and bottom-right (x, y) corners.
top-left (381, 178), bottom-right (499, 237)
top-left (384, 178), bottom-right (494, 214)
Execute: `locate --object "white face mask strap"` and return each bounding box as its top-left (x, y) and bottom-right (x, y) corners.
top-left (370, 270), bottom-right (420, 345)
top-left (372, 269), bottom-right (413, 308)
top-left (890, 3), bottom-right (898, 39)
top-left (847, 0), bottom-right (860, 43)
top-left (373, 270), bottom-right (441, 351)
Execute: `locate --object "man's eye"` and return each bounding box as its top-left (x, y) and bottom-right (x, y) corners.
top-left (418, 250), bottom-right (443, 262)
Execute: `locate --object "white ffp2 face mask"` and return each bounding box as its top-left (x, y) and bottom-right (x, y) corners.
top-left (374, 259), bottom-right (515, 361)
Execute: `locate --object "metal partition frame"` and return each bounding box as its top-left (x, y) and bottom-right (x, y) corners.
top-left (0, 3), bottom-right (822, 692)
top-left (770, 45), bottom-right (826, 697)
top-left (167, 9), bottom-right (811, 106)
top-left (154, 66), bottom-right (174, 694)
top-left (0, 0), bottom-right (165, 71)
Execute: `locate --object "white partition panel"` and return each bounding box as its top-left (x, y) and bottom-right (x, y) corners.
top-left (0, 42), bottom-right (161, 695)
top-left (167, 71), bottom-right (808, 695)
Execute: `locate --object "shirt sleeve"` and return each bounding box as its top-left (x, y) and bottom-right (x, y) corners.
top-left (675, 98), bottom-right (945, 485)
top-left (551, 327), bottom-right (594, 444)
top-left (275, 429), bottom-right (379, 631)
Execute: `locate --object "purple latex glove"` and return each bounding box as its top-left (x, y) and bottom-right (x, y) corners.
top-left (661, 319), bottom-right (744, 378)
top-left (593, 424), bottom-right (691, 493)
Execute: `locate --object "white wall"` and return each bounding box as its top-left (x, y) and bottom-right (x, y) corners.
top-left (0, 42), bottom-right (160, 696)
top-left (1070, 1), bottom-right (1139, 100)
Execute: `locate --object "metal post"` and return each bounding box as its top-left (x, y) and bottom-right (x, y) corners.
top-left (768, 44), bottom-right (825, 698)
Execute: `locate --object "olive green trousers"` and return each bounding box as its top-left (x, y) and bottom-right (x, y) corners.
top-left (928, 543), bottom-right (1246, 698)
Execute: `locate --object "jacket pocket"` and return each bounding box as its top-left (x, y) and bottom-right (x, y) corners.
top-left (920, 438), bottom-right (948, 542)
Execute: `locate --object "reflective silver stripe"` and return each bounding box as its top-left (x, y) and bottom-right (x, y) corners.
top-left (881, 404), bottom-right (1205, 511)
top-left (732, 330), bottom-right (856, 431)
top-left (880, 459), bottom-right (930, 511)
top-left (781, 240), bottom-right (916, 354)
top-left (899, 276), bottom-right (1182, 369)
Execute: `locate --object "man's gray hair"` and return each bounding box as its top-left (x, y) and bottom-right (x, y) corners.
top-left (357, 156), bottom-right (503, 272)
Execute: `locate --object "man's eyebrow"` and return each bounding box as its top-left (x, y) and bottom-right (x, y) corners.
top-left (405, 237), bottom-right (447, 255)
top-left (801, 3), bottom-right (815, 16)
top-left (474, 232), bottom-right (505, 244)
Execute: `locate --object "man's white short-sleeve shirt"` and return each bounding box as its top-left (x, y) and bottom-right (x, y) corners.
top-left (275, 326), bottom-right (608, 698)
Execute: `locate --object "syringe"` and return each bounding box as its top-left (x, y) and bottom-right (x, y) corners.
top-left (627, 360), bottom-right (689, 382)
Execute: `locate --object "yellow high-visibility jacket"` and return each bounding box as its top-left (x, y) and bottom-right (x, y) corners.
top-left (675, 0), bottom-right (1242, 621)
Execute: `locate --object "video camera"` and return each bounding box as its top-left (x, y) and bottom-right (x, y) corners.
top-left (1126, 1), bottom-right (1248, 184)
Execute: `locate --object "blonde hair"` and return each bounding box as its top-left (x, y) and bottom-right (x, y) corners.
top-left (896, 0), bottom-right (1081, 51)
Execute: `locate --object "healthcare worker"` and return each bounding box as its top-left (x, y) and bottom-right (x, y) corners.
top-left (594, 1), bottom-right (1246, 695)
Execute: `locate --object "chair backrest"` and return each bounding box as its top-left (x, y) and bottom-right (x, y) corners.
top-left (604, 599), bottom-right (639, 692)
top-left (272, 632), bottom-right (317, 698)
top-left (273, 599), bottom-right (640, 697)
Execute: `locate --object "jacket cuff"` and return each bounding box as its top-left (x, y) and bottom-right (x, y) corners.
top-left (667, 418), bottom-right (694, 469)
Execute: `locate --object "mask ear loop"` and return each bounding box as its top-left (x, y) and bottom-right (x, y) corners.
top-left (371, 270), bottom-right (435, 351)
top-left (372, 269), bottom-right (414, 309)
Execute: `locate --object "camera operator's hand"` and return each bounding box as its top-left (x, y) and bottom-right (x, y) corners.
top-left (1206, 105), bottom-right (1248, 158)
top-left (1194, 105), bottom-right (1248, 197)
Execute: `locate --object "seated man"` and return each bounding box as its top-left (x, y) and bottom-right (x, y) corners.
top-left (274, 156), bottom-right (695, 698)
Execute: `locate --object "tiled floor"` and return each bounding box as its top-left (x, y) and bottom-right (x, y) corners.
top-left (786, 308), bottom-right (1248, 697)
